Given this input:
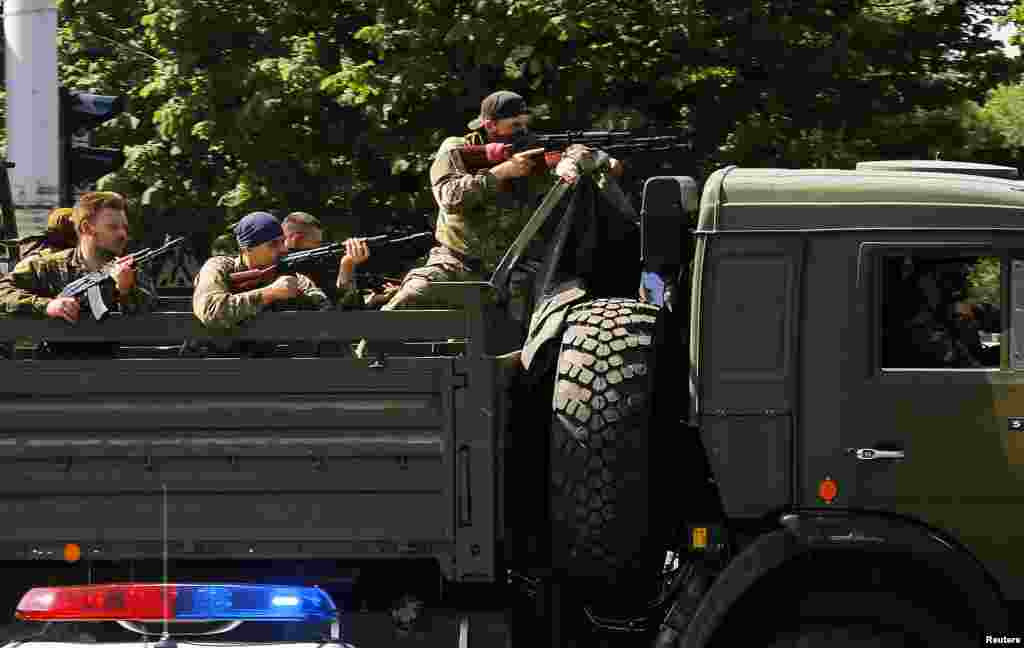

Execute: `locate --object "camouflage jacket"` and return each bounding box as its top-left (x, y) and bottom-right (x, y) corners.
top-left (430, 136), bottom-right (612, 266)
top-left (17, 239), bottom-right (71, 264)
top-left (0, 247), bottom-right (157, 318)
top-left (430, 134), bottom-right (564, 263)
top-left (192, 255), bottom-right (362, 332)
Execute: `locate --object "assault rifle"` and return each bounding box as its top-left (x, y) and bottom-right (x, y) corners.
top-left (457, 129), bottom-right (692, 173)
top-left (229, 231), bottom-right (434, 292)
top-left (60, 235), bottom-right (188, 320)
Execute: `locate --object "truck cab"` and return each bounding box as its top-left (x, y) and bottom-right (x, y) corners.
top-left (666, 161), bottom-right (1024, 646)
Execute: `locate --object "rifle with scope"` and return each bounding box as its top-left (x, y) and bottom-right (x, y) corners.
top-left (456, 129), bottom-right (692, 173)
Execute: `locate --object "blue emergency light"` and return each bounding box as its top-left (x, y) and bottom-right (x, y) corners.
top-left (16, 583), bottom-right (338, 622)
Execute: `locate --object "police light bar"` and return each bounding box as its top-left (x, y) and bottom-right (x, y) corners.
top-left (16, 584), bottom-right (337, 622)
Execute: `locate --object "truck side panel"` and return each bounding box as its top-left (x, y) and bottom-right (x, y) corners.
top-left (697, 236), bottom-right (803, 517)
top-left (0, 305), bottom-right (499, 583)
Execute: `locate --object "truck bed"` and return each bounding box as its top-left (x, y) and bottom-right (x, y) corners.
top-left (0, 283), bottom-right (505, 584)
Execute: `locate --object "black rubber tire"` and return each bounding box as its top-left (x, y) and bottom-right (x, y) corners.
top-left (549, 297), bottom-right (662, 601)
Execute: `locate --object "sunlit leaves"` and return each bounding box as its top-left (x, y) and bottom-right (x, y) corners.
top-left (320, 61), bottom-right (381, 106)
top-left (44, 0), bottom-right (1018, 254)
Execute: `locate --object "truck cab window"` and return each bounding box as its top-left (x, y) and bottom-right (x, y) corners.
top-left (880, 254), bottom-right (1001, 369)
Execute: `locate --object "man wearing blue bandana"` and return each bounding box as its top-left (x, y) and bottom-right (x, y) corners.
top-left (192, 211), bottom-right (368, 332)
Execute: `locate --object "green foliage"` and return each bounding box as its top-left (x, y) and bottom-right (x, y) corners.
top-left (51, 0), bottom-right (1019, 266)
top-left (976, 84), bottom-right (1024, 147)
top-left (968, 256), bottom-right (1001, 306)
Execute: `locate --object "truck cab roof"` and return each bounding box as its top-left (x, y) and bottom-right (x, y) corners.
top-left (698, 166), bottom-right (1024, 233)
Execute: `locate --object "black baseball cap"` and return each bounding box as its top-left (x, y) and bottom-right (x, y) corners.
top-left (468, 91), bottom-right (530, 130)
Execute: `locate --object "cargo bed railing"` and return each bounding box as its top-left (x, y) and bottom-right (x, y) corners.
top-left (0, 282), bottom-right (498, 358)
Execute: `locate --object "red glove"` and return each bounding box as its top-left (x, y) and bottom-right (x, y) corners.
top-left (485, 142), bottom-right (511, 163)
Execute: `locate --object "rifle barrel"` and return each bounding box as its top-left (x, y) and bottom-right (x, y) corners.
top-left (134, 236), bottom-right (187, 265)
top-left (274, 232), bottom-right (433, 271)
top-left (378, 232), bottom-right (433, 246)
top-left (278, 242), bottom-right (343, 266)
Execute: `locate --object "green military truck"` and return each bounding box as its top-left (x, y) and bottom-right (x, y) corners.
top-left (0, 157), bottom-right (1022, 647)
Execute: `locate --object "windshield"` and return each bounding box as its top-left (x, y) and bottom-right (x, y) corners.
top-left (0, 619), bottom-right (338, 645)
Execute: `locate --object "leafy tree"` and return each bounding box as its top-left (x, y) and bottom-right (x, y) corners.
top-left (968, 256), bottom-right (1001, 305)
top-left (974, 83), bottom-right (1024, 146)
top-left (46, 0), bottom-right (1018, 267)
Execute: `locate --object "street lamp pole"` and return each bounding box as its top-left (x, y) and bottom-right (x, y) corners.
top-left (4, 0), bottom-right (60, 238)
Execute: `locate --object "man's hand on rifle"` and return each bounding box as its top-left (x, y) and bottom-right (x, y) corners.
top-left (46, 296), bottom-right (80, 323)
top-left (556, 144), bottom-right (622, 184)
top-left (111, 256), bottom-right (137, 295)
top-left (490, 147), bottom-right (544, 181)
top-left (338, 238), bottom-right (370, 287)
top-left (364, 281), bottom-right (401, 308)
top-left (608, 157), bottom-right (625, 178)
top-left (260, 275), bottom-right (300, 305)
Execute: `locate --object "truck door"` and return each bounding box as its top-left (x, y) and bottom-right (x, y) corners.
top-left (835, 236), bottom-right (1024, 600)
top-left (698, 236), bottom-right (804, 519)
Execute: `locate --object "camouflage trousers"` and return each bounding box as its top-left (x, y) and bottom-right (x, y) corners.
top-left (378, 245), bottom-right (482, 311)
top-left (355, 246), bottom-right (482, 358)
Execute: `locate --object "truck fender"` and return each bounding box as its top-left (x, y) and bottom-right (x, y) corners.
top-left (520, 278), bottom-right (590, 373)
top-left (679, 510), bottom-right (1009, 647)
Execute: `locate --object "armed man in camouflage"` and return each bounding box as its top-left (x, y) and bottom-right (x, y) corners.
top-left (192, 211), bottom-right (368, 332)
top-left (0, 192), bottom-right (156, 322)
top-left (282, 211), bottom-right (324, 251)
top-left (13, 207), bottom-right (77, 263)
top-left (356, 90), bottom-right (619, 359)
top-left (283, 211), bottom-right (402, 309)
top-left (282, 211), bottom-right (341, 303)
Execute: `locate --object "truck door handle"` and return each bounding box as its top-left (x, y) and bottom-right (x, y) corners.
top-left (846, 447), bottom-right (905, 461)
top-left (457, 445), bottom-right (472, 527)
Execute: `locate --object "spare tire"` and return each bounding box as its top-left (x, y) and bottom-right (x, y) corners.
top-left (549, 297), bottom-right (663, 603)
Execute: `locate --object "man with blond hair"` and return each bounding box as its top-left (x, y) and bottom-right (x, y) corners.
top-left (0, 191), bottom-right (157, 321)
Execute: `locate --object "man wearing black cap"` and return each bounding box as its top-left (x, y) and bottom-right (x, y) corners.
top-left (356, 91), bottom-right (612, 359)
top-left (375, 92), bottom-right (550, 309)
top-left (399, 90), bottom-right (617, 305)
top-left (192, 211), bottom-right (368, 332)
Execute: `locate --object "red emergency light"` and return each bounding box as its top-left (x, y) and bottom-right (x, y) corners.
top-left (16, 583), bottom-right (336, 622)
top-left (17, 584), bottom-right (176, 621)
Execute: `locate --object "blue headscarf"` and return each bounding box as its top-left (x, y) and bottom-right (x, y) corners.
top-left (235, 211), bottom-right (283, 249)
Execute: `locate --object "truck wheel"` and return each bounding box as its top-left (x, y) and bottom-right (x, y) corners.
top-left (755, 591), bottom-right (977, 648)
top-left (549, 297), bottom-right (662, 601)
top-left (767, 624), bottom-right (918, 647)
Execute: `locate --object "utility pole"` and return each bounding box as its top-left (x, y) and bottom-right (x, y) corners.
top-left (4, 0), bottom-right (60, 238)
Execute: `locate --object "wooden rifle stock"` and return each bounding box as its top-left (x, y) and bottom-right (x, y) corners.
top-left (457, 131), bottom-right (690, 176)
top-left (230, 266), bottom-right (279, 292)
top-left (457, 145), bottom-right (562, 174)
